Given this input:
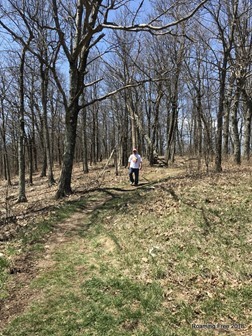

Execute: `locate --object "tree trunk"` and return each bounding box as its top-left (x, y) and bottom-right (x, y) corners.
top-left (198, 100), bottom-right (203, 157)
top-left (126, 101), bottom-right (154, 161)
top-left (166, 100), bottom-right (178, 165)
top-left (196, 91), bottom-right (203, 170)
top-left (28, 134), bottom-right (33, 185)
top-left (223, 108), bottom-right (230, 157)
top-left (222, 78), bottom-right (233, 157)
top-left (17, 47), bottom-right (28, 203)
top-left (40, 119), bottom-right (47, 177)
top-left (91, 106), bottom-right (98, 165)
top-left (128, 100), bottom-right (137, 149)
top-left (82, 104), bottom-right (89, 174)
top-left (150, 85), bottom-right (163, 165)
top-left (242, 90), bottom-right (252, 161)
top-left (56, 103), bottom-right (78, 198)
top-left (0, 98), bottom-right (12, 186)
top-left (212, 1), bottom-right (237, 172)
top-left (30, 74), bottom-right (38, 172)
top-left (41, 65), bottom-right (56, 186)
top-left (231, 82), bottom-right (241, 164)
top-left (215, 57), bottom-right (228, 172)
top-left (120, 109), bottom-right (129, 167)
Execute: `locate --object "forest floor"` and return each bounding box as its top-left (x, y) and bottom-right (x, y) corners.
top-left (0, 157), bottom-right (252, 336)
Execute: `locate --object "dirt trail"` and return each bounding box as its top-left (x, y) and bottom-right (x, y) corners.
top-left (0, 163), bottom-right (185, 330)
top-left (0, 190), bottom-right (114, 330)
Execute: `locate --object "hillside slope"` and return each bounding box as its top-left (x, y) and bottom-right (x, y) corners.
top-left (0, 163), bottom-right (252, 335)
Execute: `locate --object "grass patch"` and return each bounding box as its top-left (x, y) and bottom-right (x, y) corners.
top-left (3, 272), bottom-right (164, 335)
top-left (17, 198), bottom-right (88, 250)
top-left (0, 256), bottom-right (9, 299)
top-left (1, 169), bottom-right (252, 335)
top-left (0, 198), bottom-right (88, 302)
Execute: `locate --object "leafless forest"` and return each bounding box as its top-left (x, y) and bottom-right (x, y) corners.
top-left (0, 0), bottom-right (251, 200)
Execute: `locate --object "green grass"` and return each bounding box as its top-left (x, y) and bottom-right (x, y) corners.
top-left (19, 199), bottom-right (88, 247)
top-left (0, 199), bottom-right (88, 300)
top-left (1, 169), bottom-right (252, 335)
top-left (0, 256), bottom-right (9, 299)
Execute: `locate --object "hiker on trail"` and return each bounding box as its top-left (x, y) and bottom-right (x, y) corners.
top-left (128, 148), bottom-right (142, 186)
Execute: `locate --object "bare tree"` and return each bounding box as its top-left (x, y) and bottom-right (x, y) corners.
top-left (231, 0), bottom-right (252, 161)
top-left (205, 0), bottom-right (238, 172)
top-left (17, 45), bottom-right (30, 203)
top-left (0, 0), bottom-right (208, 198)
top-left (52, 0), bottom-right (207, 197)
top-left (0, 72), bottom-right (12, 185)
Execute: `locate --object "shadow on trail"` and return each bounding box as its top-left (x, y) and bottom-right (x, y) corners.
top-left (38, 171), bottom-right (217, 240)
top-left (61, 179), bottom-right (167, 238)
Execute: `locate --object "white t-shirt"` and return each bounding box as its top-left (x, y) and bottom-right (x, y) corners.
top-left (128, 153), bottom-right (142, 169)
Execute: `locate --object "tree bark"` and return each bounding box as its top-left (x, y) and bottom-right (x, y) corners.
top-left (82, 104), bottom-right (89, 174)
top-left (41, 64), bottom-right (56, 186)
top-left (242, 89), bottom-right (252, 161)
top-left (149, 84), bottom-right (163, 165)
top-left (166, 100), bottom-right (178, 165)
top-left (212, 1), bottom-right (237, 172)
top-left (28, 134), bottom-right (33, 185)
top-left (0, 98), bottom-right (12, 186)
top-left (56, 103), bottom-right (78, 198)
top-left (215, 56), bottom-right (228, 173)
top-left (17, 46), bottom-right (28, 203)
top-left (231, 81), bottom-right (241, 165)
top-left (222, 76), bottom-right (234, 157)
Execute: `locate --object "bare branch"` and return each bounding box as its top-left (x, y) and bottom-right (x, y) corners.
top-left (102, 0), bottom-right (209, 35)
top-left (82, 76), bottom-right (169, 109)
top-left (131, 0), bottom-right (145, 26)
top-left (51, 0), bottom-right (72, 61)
top-left (85, 77), bottom-right (103, 89)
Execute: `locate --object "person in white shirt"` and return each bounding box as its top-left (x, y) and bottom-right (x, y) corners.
top-left (128, 148), bottom-right (142, 186)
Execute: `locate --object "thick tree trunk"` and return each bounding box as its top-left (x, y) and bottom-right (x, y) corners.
top-left (55, 105), bottom-right (78, 199)
top-left (40, 152), bottom-right (47, 177)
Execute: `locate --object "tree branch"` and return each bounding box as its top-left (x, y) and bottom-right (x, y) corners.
top-left (81, 76), bottom-right (169, 109)
top-left (102, 0), bottom-right (208, 35)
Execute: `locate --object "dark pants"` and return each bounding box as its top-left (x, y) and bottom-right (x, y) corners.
top-left (129, 168), bottom-right (139, 185)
